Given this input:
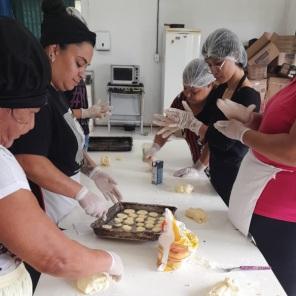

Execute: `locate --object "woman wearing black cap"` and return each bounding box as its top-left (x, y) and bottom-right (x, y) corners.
top-left (0, 17), bottom-right (123, 296)
top-left (10, 0), bottom-right (122, 225)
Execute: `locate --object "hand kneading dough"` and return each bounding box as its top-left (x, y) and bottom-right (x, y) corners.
top-left (208, 277), bottom-right (239, 296)
top-left (77, 272), bottom-right (110, 295)
top-left (175, 183), bottom-right (194, 194)
top-left (100, 155), bottom-right (111, 167)
top-left (185, 208), bottom-right (208, 224)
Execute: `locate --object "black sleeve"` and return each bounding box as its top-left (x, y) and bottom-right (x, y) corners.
top-left (9, 104), bottom-right (53, 156)
top-left (205, 87), bottom-right (261, 151)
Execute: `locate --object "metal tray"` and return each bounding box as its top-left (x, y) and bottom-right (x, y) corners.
top-left (88, 137), bottom-right (133, 152)
top-left (91, 202), bottom-right (177, 241)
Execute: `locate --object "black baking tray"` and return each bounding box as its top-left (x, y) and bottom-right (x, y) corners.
top-left (91, 202), bottom-right (177, 241)
top-left (88, 136), bottom-right (133, 151)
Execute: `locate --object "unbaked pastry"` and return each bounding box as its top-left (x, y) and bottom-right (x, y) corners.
top-left (124, 219), bottom-right (135, 225)
top-left (145, 223), bottom-right (154, 229)
top-left (124, 209), bottom-right (135, 214)
top-left (101, 224), bottom-right (112, 230)
top-left (136, 226), bottom-right (145, 232)
top-left (149, 212), bottom-right (159, 217)
top-left (114, 217), bottom-right (123, 223)
top-left (117, 213), bottom-right (128, 219)
top-left (113, 223), bottom-right (122, 228)
top-left (208, 277), bottom-right (239, 296)
top-left (100, 155), bottom-right (111, 167)
top-left (137, 210), bottom-right (148, 215)
top-left (136, 217), bottom-right (145, 223)
top-left (185, 208), bottom-right (208, 224)
top-left (76, 272), bottom-right (110, 295)
top-left (122, 225), bottom-right (132, 232)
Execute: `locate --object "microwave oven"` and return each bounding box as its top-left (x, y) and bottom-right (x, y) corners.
top-left (111, 65), bottom-right (140, 85)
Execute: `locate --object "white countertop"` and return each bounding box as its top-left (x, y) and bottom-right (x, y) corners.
top-left (34, 139), bottom-right (286, 296)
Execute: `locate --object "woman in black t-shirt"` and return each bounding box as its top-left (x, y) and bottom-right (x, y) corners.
top-left (154, 29), bottom-right (260, 205)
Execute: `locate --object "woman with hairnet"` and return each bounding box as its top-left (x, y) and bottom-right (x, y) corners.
top-left (154, 29), bottom-right (260, 205)
top-left (145, 58), bottom-right (215, 177)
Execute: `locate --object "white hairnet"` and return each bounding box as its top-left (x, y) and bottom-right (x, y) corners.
top-left (183, 58), bottom-right (215, 87)
top-left (202, 28), bottom-right (247, 67)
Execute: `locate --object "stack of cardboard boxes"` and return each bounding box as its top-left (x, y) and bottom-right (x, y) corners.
top-left (247, 32), bottom-right (296, 111)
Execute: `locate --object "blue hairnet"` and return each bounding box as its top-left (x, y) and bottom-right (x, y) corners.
top-left (183, 58), bottom-right (215, 87)
top-left (202, 28), bottom-right (247, 67)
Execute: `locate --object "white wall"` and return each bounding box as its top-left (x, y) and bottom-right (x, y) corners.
top-left (82, 0), bottom-right (288, 124)
top-left (285, 0), bottom-right (296, 34)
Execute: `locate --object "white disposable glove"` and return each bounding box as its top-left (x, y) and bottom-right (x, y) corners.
top-left (105, 251), bottom-right (124, 280)
top-left (217, 99), bottom-right (256, 124)
top-left (173, 160), bottom-right (206, 178)
top-left (75, 186), bottom-right (109, 218)
top-left (153, 101), bottom-right (202, 138)
top-left (214, 119), bottom-right (251, 143)
top-left (89, 167), bottom-right (122, 203)
top-left (81, 100), bottom-right (112, 119)
top-left (143, 143), bottom-right (160, 161)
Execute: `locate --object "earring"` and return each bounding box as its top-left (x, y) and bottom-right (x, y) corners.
top-left (49, 54), bottom-right (54, 62)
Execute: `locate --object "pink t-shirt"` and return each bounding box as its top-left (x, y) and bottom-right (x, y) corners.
top-left (253, 78), bottom-right (296, 221)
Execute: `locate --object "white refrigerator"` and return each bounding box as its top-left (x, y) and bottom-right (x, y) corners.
top-left (161, 28), bottom-right (201, 111)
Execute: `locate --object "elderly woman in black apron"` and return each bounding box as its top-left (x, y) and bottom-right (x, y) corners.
top-left (0, 18), bottom-right (123, 296)
top-left (154, 28), bottom-right (261, 205)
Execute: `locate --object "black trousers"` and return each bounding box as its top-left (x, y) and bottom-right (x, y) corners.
top-left (250, 214), bottom-right (296, 296)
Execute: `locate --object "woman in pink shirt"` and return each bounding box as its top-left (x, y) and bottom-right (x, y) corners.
top-left (214, 78), bottom-right (296, 295)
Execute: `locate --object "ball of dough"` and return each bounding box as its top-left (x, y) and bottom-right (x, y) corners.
top-left (136, 217), bottom-right (145, 223)
top-left (100, 155), bottom-right (111, 167)
top-left (113, 223), bottom-right (122, 228)
top-left (145, 223), bottom-right (154, 229)
top-left (175, 183), bottom-right (194, 194)
top-left (124, 209), bottom-right (135, 214)
top-left (149, 212), bottom-right (159, 217)
top-left (128, 213), bottom-right (138, 218)
top-left (208, 277), bottom-right (239, 296)
top-left (117, 213), bottom-right (128, 219)
top-left (185, 208), bottom-right (208, 224)
top-left (137, 210), bottom-right (148, 215)
top-left (114, 217), bottom-right (123, 223)
top-left (152, 226), bottom-right (161, 233)
top-left (124, 219), bottom-right (134, 225)
top-left (136, 226), bottom-right (145, 232)
top-left (122, 225), bottom-right (132, 232)
top-left (77, 272), bottom-right (110, 294)
top-left (136, 222), bottom-right (145, 227)
top-left (101, 224), bottom-right (112, 230)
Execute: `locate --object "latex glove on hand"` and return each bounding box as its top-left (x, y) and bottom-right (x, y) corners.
top-left (81, 100), bottom-right (112, 119)
top-left (143, 143), bottom-right (160, 162)
top-left (214, 119), bottom-right (251, 143)
top-left (153, 101), bottom-right (202, 138)
top-left (75, 186), bottom-right (109, 218)
top-left (173, 160), bottom-right (206, 178)
top-left (105, 251), bottom-right (124, 280)
top-left (217, 99), bottom-right (256, 124)
top-left (90, 167), bottom-right (122, 203)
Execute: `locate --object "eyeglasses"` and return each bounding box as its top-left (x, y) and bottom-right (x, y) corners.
top-left (11, 109), bottom-right (31, 125)
top-left (207, 60), bottom-right (226, 74)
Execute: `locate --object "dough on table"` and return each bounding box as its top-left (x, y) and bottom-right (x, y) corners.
top-left (123, 209), bottom-right (135, 214)
top-left (122, 225), bottom-right (132, 232)
top-left (76, 272), bottom-right (110, 295)
top-left (117, 213), bottom-right (128, 219)
top-left (101, 224), bottom-right (112, 230)
top-left (208, 277), bottom-right (239, 296)
top-left (185, 208), bottom-right (208, 224)
top-left (100, 155), bottom-right (111, 167)
top-left (175, 183), bottom-right (194, 194)
top-left (137, 210), bottom-right (148, 215)
top-left (148, 212), bottom-right (159, 218)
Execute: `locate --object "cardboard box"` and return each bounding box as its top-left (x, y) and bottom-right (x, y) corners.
top-left (265, 77), bottom-right (291, 101)
top-left (247, 32), bottom-right (273, 59)
top-left (247, 64), bottom-right (267, 80)
top-left (271, 34), bottom-right (296, 53)
top-left (248, 42), bottom-right (279, 66)
top-left (277, 52), bottom-right (296, 66)
top-left (249, 79), bottom-right (267, 112)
